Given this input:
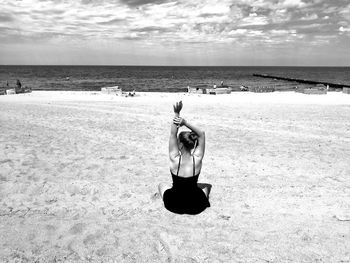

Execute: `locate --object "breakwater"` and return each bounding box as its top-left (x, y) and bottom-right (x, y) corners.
top-left (253, 74), bottom-right (349, 89)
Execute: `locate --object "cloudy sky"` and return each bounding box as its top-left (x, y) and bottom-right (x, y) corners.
top-left (0, 0), bottom-right (349, 65)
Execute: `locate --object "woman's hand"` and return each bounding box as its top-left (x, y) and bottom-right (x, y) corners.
top-left (173, 101), bottom-right (183, 114)
top-left (173, 117), bottom-right (186, 127)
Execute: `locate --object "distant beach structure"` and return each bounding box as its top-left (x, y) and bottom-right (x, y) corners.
top-left (187, 85), bottom-right (208, 94)
top-left (207, 86), bottom-right (232, 95)
top-left (6, 89), bottom-right (16, 95)
top-left (101, 86), bottom-right (122, 95)
top-left (295, 84), bottom-right (327, 94)
top-left (187, 84), bottom-right (232, 95)
top-left (249, 86), bottom-right (275, 93)
top-left (343, 87), bottom-right (350, 94)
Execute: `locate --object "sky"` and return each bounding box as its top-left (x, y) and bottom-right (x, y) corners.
top-left (0, 0), bottom-right (349, 66)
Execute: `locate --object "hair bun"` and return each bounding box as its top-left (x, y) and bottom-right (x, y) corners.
top-left (189, 132), bottom-right (198, 141)
top-left (178, 131), bottom-right (198, 150)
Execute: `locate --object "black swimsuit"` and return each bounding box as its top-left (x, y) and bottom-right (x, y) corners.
top-left (163, 155), bottom-right (210, 215)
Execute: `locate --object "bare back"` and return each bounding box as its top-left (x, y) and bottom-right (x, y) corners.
top-left (170, 154), bottom-right (202, 178)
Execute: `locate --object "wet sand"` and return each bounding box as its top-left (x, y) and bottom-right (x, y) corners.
top-left (0, 91), bottom-right (350, 262)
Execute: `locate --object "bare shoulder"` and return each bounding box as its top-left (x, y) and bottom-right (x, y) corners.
top-left (169, 155), bottom-right (180, 172)
top-left (193, 151), bottom-right (204, 161)
top-left (169, 152), bottom-right (180, 163)
top-left (193, 154), bottom-right (203, 166)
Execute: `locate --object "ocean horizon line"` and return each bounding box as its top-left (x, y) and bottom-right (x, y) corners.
top-left (1, 65), bottom-right (350, 68)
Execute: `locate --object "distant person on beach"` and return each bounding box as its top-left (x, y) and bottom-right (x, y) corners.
top-left (158, 101), bottom-right (211, 215)
top-left (128, 90), bottom-right (135, 97)
top-left (16, 79), bottom-right (22, 93)
top-left (16, 79), bottom-right (22, 89)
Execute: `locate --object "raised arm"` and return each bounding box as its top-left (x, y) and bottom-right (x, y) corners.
top-left (169, 101), bottom-right (182, 160)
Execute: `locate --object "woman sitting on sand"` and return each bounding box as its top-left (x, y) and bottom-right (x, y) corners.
top-left (158, 101), bottom-right (210, 215)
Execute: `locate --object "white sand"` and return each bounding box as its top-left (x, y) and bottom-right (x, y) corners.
top-left (0, 91), bottom-right (350, 262)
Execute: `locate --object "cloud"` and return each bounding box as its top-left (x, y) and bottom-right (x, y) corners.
top-left (339, 4), bottom-right (350, 21)
top-left (198, 13), bottom-right (223, 18)
top-left (300, 13), bottom-right (318, 21)
top-left (130, 26), bottom-right (172, 33)
top-left (0, 0), bottom-right (350, 65)
top-left (97, 18), bottom-right (126, 25)
top-left (279, 0), bottom-right (306, 8)
top-left (0, 26), bottom-right (14, 32)
top-left (339, 26), bottom-right (350, 32)
top-left (270, 29), bottom-right (296, 35)
top-left (31, 9), bottom-right (66, 15)
top-left (118, 0), bottom-right (172, 7)
top-left (240, 13), bottom-right (269, 26)
top-left (0, 13), bottom-right (14, 22)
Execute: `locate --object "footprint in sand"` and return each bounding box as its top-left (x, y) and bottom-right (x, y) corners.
top-left (120, 193), bottom-right (132, 199)
top-left (157, 232), bottom-right (182, 262)
top-left (0, 175), bottom-right (8, 182)
top-left (334, 213), bottom-right (350, 221)
top-left (45, 224), bottom-right (56, 235)
top-left (69, 223), bottom-right (85, 235)
top-left (0, 159), bottom-right (13, 165)
top-left (151, 192), bottom-right (160, 201)
top-left (83, 232), bottom-right (102, 246)
top-left (218, 215), bottom-right (231, 220)
top-left (157, 233), bottom-right (173, 263)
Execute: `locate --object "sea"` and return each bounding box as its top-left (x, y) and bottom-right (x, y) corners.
top-left (1, 66), bottom-right (349, 92)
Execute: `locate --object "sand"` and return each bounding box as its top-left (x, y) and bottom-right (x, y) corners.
top-left (0, 91), bottom-right (350, 262)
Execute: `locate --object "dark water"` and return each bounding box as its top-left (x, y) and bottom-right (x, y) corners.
top-left (1, 66), bottom-right (349, 92)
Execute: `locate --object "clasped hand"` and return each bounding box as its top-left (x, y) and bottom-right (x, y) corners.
top-left (173, 117), bottom-right (185, 127)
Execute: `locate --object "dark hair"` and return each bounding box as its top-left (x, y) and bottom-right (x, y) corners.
top-left (178, 131), bottom-right (198, 150)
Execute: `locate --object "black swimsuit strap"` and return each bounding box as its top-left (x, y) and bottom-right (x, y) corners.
top-left (192, 155), bottom-right (195, 177)
top-left (176, 155), bottom-right (182, 177)
top-left (175, 155), bottom-right (197, 177)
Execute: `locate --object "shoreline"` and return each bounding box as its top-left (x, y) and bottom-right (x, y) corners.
top-left (1, 90), bottom-right (349, 105)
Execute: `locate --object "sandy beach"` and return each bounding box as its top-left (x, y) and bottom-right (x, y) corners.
top-left (0, 90), bottom-right (350, 262)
